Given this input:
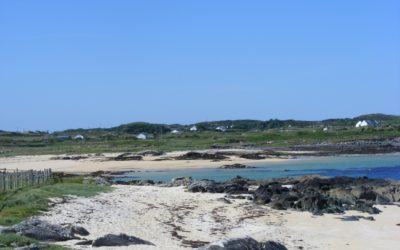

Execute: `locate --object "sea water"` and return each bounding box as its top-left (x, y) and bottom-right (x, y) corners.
top-left (114, 153), bottom-right (400, 182)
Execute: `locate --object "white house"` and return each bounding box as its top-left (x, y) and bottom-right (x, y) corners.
top-left (171, 129), bottom-right (180, 134)
top-left (190, 126), bottom-right (197, 131)
top-left (355, 120), bottom-right (379, 128)
top-left (323, 127), bottom-right (328, 132)
top-left (216, 126), bottom-right (227, 132)
top-left (136, 133), bottom-right (147, 140)
top-left (73, 134), bottom-right (85, 140)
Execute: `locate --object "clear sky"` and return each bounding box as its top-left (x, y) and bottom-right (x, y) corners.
top-left (1, 1), bottom-right (399, 131)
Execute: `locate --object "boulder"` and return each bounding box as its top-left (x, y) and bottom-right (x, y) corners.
top-left (83, 176), bottom-right (110, 186)
top-left (92, 234), bottom-right (154, 247)
top-left (176, 152), bottom-right (227, 161)
top-left (219, 164), bottom-right (255, 169)
top-left (170, 176), bottom-right (193, 187)
top-left (187, 180), bottom-right (224, 193)
top-left (199, 237), bottom-right (287, 250)
top-left (3, 219), bottom-right (88, 241)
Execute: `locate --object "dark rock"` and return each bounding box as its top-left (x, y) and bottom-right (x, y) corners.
top-left (75, 240), bottom-right (93, 245)
top-left (199, 237), bottom-right (287, 250)
top-left (4, 219), bottom-right (84, 241)
top-left (110, 153), bottom-right (143, 161)
top-left (170, 176), bottom-right (193, 186)
top-left (224, 184), bottom-right (249, 194)
top-left (239, 153), bottom-right (266, 160)
top-left (219, 164), bottom-right (255, 169)
top-left (92, 233), bottom-right (154, 247)
top-left (187, 180), bottom-right (224, 193)
top-left (176, 152), bottom-right (227, 161)
top-left (70, 225), bottom-right (90, 236)
top-left (339, 215), bottom-right (375, 221)
top-left (216, 197), bottom-right (232, 204)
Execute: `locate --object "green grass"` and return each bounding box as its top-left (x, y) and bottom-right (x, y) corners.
top-left (0, 233), bottom-right (71, 249)
top-left (0, 177), bottom-right (113, 226)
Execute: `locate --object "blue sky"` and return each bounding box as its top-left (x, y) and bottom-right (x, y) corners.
top-left (1, 1), bottom-right (399, 131)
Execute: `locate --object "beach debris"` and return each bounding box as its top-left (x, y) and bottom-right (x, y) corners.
top-left (198, 237), bottom-right (288, 250)
top-left (2, 219), bottom-right (88, 241)
top-left (92, 233), bottom-right (154, 247)
top-left (219, 163), bottom-right (255, 169)
top-left (339, 215), bottom-right (375, 221)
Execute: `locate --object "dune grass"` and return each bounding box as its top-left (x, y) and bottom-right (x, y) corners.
top-left (0, 233), bottom-right (70, 249)
top-left (0, 176), bottom-right (113, 226)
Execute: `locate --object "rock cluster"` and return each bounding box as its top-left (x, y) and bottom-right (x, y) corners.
top-left (175, 152), bottom-right (227, 161)
top-left (219, 163), bottom-right (255, 169)
top-left (91, 233), bottom-right (154, 247)
top-left (253, 176), bottom-right (400, 214)
top-left (2, 219), bottom-right (88, 241)
top-left (199, 237), bottom-right (287, 250)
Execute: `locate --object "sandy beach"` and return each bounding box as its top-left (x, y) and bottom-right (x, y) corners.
top-left (37, 185), bottom-right (400, 250)
top-left (0, 150), bottom-right (290, 173)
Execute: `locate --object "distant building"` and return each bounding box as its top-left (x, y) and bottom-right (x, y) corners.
top-left (216, 126), bottom-right (227, 132)
top-left (73, 134), bottom-right (85, 140)
top-left (171, 129), bottom-right (180, 134)
top-left (355, 120), bottom-right (379, 128)
top-left (136, 133), bottom-right (147, 140)
top-left (190, 126), bottom-right (197, 131)
top-left (323, 127), bottom-right (328, 131)
top-left (136, 133), bottom-right (154, 140)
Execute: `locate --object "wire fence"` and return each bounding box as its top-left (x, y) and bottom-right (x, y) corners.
top-left (0, 168), bottom-right (52, 193)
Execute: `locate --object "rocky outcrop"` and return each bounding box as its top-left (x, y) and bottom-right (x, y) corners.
top-left (175, 152), bottom-right (227, 161)
top-left (199, 237), bottom-right (287, 250)
top-left (187, 180), bottom-right (249, 194)
top-left (92, 233), bottom-right (154, 247)
top-left (253, 176), bottom-right (400, 215)
top-left (219, 163), bottom-right (255, 169)
top-left (108, 153), bottom-right (143, 161)
top-left (2, 219), bottom-right (88, 241)
top-left (170, 176), bottom-right (193, 186)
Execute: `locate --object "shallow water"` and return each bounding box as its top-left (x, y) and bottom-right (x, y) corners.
top-left (114, 153), bottom-right (400, 182)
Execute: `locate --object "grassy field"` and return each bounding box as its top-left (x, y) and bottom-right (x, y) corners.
top-left (1, 126), bottom-right (399, 156)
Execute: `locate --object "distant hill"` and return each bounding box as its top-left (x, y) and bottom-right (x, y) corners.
top-left (2, 113), bottom-right (399, 136)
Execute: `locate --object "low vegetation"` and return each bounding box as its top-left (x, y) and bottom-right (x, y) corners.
top-left (0, 176), bottom-right (112, 226)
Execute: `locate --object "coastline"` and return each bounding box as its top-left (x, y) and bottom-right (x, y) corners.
top-left (0, 150), bottom-right (292, 173)
top-left (37, 185), bottom-right (400, 250)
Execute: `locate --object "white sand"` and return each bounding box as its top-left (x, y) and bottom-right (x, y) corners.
top-left (38, 185), bottom-right (400, 250)
top-left (0, 151), bottom-right (289, 173)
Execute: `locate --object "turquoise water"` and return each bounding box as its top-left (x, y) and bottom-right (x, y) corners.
top-left (114, 154), bottom-right (400, 182)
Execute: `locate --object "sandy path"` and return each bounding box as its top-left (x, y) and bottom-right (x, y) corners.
top-left (38, 185), bottom-right (400, 250)
top-left (0, 151), bottom-right (288, 173)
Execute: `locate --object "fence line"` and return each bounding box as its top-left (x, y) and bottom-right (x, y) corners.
top-left (0, 169), bottom-right (52, 193)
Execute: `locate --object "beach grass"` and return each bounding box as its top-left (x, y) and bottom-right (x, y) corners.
top-left (0, 177), bottom-right (113, 226)
top-left (0, 233), bottom-right (70, 249)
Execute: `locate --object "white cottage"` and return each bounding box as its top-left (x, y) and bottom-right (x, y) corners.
top-left (190, 126), bottom-right (197, 132)
top-left (355, 120), bottom-right (379, 128)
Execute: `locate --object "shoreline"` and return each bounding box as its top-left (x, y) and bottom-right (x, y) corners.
top-left (0, 150), bottom-right (399, 174)
top-left (36, 185), bottom-right (400, 250)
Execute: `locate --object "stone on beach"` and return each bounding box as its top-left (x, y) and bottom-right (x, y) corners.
top-left (199, 237), bottom-right (288, 250)
top-left (92, 233), bottom-right (154, 247)
top-left (2, 219), bottom-right (88, 241)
